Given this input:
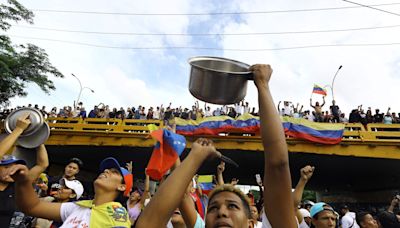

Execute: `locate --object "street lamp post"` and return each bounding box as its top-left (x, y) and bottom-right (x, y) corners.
top-left (71, 73), bottom-right (95, 109)
top-left (330, 65), bottom-right (343, 101)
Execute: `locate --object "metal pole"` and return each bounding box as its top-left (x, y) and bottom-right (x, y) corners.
top-left (331, 65), bottom-right (343, 101)
top-left (71, 75), bottom-right (95, 108)
top-left (71, 73), bottom-right (82, 109)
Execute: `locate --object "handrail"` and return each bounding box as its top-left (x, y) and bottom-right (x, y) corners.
top-left (4, 117), bottom-right (400, 142)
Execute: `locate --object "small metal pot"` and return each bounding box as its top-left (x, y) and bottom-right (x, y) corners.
top-left (188, 56), bottom-right (253, 105)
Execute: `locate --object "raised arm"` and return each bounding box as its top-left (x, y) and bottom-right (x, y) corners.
top-left (299, 105), bottom-right (304, 113)
top-left (178, 178), bottom-right (199, 228)
top-left (27, 144), bottom-right (49, 181)
top-left (0, 114), bottom-right (31, 157)
top-left (321, 96), bottom-right (326, 107)
top-left (136, 138), bottom-right (219, 228)
top-left (139, 171), bottom-right (150, 207)
top-left (293, 166), bottom-right (314, 222)
top-left (5, 164), bottom-right (62, 221)
top-left (310, 98), bottom-right (315, 108)
top-left (251, 64), bottom-right (297, 228)
top-left (216, 161), bottom-right (225, 185)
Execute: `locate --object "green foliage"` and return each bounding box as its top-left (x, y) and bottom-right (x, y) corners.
top-left (0, 0), bottom-right (63, 107)
top-left (302, 190), bottom-right (316, 202)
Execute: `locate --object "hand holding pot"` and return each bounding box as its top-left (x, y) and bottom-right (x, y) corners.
top-left (250, 64), bottom-right (273, 89)
top-left (15, 113), bottom-right (31, 132)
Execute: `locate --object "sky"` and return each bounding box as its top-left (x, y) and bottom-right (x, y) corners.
top-left (3, 0), bottom-right (400, 115)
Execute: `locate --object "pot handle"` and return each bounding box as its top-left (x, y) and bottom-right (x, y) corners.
top-left (246, 73), bottom-right (254, 80)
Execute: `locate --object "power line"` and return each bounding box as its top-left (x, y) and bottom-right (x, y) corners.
top-left (7, 34), bottom-right (400, 51)
top-left (12, 24), bottom-right (400, 36)
top-left (29, 2), bottom-right (400, 16)
top-left (343, 0), bottom-right (400, 17)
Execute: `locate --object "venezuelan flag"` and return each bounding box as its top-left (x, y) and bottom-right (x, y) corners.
top-left (175, 113), bottom-right (260, 136)
top-left (197, 175), bottom-right (214, 196)
top-left (175, 114), bottom-right (344, 144)
top-left (312, 84), bottom-right (327, 96)
top-left (282, 116), bottom-right (345, 144)
top-left (146, 129), bottom-right (186, 180)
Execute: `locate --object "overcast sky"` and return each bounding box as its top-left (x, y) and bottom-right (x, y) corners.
top-left (4, 0), bottom-right (400, 115)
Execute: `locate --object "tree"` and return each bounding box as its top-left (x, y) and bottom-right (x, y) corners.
top-left (0, 0), bottom-right (64, 107)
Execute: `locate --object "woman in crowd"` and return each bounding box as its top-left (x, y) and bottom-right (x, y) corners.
top-left (127, 168), bottom-right (150, 224)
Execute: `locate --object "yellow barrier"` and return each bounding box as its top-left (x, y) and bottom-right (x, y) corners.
top-left (46, 117), bottom-right (164, 134)
top-left (4, 117), bottom-right (400, 143)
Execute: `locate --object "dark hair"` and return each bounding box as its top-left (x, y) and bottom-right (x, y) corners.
top-left (356, 211), bottom-right (370, 226)
top-left (68, 158), bottom-right (83, 169)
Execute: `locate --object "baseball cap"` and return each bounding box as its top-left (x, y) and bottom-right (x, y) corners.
top-left (310, 202), bottom-right (335, 218)
top-left (99, 157), bottom-right (133, 197)
top-left (0, 155), bottom-right (26, 166)
top-left (61, 178), bottom-right (84, 200)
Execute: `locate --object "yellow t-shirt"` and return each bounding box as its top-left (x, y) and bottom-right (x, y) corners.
top-left (60, 200), bottom-right (131, 227)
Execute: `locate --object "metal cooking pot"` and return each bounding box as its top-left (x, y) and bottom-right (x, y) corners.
top-left (17, 122), bottom-right (50, 149)
top-left (4, 107), bottom-right (44, 136)
top-left (4, 107), bottom-right (50, 148)
top-left (188, 56), bottom-right (253, 105)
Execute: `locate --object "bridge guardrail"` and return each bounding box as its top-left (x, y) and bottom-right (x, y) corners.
top-left (3, 117), bottom-right (400, 143)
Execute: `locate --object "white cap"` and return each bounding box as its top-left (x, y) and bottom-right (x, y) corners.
top-left (299, 208), bottom-right (311, 218)
top-left (62, 178), bottom-right (84, 200)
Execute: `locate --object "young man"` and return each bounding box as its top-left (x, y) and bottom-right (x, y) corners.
top-left (310, 202), bottom-right (338, 228)
top-left (4, 157), bottom-right (133, 227)
top-left (356, 212), bottom-right (379, 228)
top-left (46, 157), bottom-right (83, 193)
top-left (135, 64), bottom-right (297, 227)
top-left (33, 178), bottom-right (84, 228)
top-left (0, 115), bottom-right (49, 226)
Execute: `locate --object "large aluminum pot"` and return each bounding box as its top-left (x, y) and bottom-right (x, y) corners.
top-left (188, 56), bottom-right (253, 105)
top-left (4, 107), bottom-right (50, 148)
top-left (4, 107), bottom-right (44, 136)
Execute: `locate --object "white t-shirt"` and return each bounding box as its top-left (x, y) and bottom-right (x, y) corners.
top-left (298, 219), bottom-right (310, 228)
top-left (262, 212), bottom-right (300, 228)
top-left (283, 105), bottom-right (293, 116)
top-left (153, 110), bottom-right (160, 119)
top-left (254, 221), bottom-right (263, 228)
top-left (341, 212), bottom-right (360, 228)
top-left (204, 110), bottom-right (212, 117)
top-left (235, 104), bottom-right (243, 115)
top-left (60, 203), bottom-right (91, 228)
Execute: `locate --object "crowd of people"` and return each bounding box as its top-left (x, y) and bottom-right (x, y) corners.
top-left (0, 64), bottom-right (399, 228)
top-left (2, 97), bottom-right (400, 127)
